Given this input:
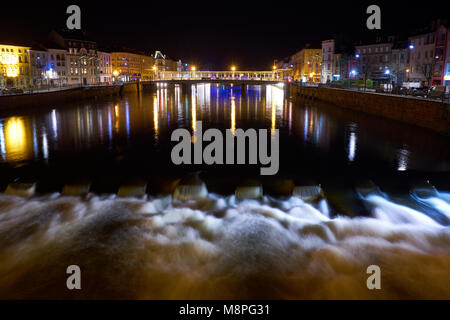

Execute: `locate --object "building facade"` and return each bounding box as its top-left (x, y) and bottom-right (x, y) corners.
top-left (97, 51), bottom-right (112, 83)
top-left (112, 51), bottom-right (155, 82)
top-left (321, 40), bottom-right (335, 83)
top-left (0, 44), bottom-right (32, 89)
top-left (445, 31), bottom-right (450, 88)
top-left (390, 42), bottom-right (408, 87)
top-left (49, 30), bottom-right (99, 86)
top-left (154, 51), bottom-right (178, 73)
top-left (47, 48), bottom-right (68, 87)
top-left (355, 42), bottom-right (393, 84)
top-left (407, 31), bottom-right (435, 86)
top-left (30, 47), bottom-right (48, 88)
top-left (291, 48), bottom-right (322, 83)
top-left (432, 25), bottom-right (448, 85)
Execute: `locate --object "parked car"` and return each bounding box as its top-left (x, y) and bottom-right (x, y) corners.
top-left (411, 87), bottom-right (428, 97)
top-left (427, 85), bottom-right (446, 100)
top-left (0, 88), bottom-right (9, 95)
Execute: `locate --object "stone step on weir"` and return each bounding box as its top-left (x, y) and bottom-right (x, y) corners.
top-left (62, 183), bottom-right (91, 196)
top-left (151, 176), bottom-right (181, 195)
top-left (292, 185), bottom-right (323, 202)
top-left (173, 172), bottom-right (208, 201)
top-left (264, 177), bottom-right (295, 197)
top-left (4, 181), bottom-right (37, 197)
top-left (235, 179), bottom-right (263, 200)
top-left (354, 180), bottom-right (384, 198)
top-left (322, 182), bottom-right (371, 218)
top-left (117, 177), bottom-right (148, 198)
top-left (117, 183), bottom-right (148, 198)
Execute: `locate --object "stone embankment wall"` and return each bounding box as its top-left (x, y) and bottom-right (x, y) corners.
top-left (0, 85), bottom-right (123, 111)
top-left (290, 85), bottom-right (450, 136)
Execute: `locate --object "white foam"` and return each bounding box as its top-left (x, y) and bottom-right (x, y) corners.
top-left (0, 193), bottom-right (449, 299)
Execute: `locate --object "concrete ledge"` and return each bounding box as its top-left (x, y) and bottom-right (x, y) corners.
top-left (290, 86), bottom-right (450, 136)
top-left (0, 85), bottom-right (122, 111)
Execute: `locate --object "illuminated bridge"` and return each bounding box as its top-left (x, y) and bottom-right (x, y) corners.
top-left (152, 69), bottom-right (292, 83)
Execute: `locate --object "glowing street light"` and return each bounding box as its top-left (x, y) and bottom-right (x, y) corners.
top-left (384, 69), bottom-right (390, 75)
top-left (113, 70), bottom-right (119, 77)
top-left (409, 44), bottom-right (414, 49)
top-left (231, 66), bottom-right (236, 71)
top-left (272, 65), bottom-right (277, 70)
top-left (191, 66), bottom-right (196, 71)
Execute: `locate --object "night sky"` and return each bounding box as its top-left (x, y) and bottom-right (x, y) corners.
top-left (1, 1), bottom-right (449, 69)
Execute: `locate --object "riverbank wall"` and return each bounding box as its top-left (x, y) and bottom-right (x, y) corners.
top-left (290, 85), bottom-right (450, 136)
top-left (0, 82), bottom-right (142, 111)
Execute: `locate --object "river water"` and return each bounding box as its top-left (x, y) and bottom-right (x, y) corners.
top-left (0, 83), bottom-right (449, 299)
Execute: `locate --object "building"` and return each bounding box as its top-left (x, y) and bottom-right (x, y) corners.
top-left (333, 53), bottom-right (357, 81)
top-left (321, 40), bottom-right (335, 83)
top-left (390, 41), bottom-right (408, 87)
top-left (274, 56), bottom-right (293, 70)
top-left (47, 47), bottom-right (69, 87)
top-left (432, 25), bottom-right (448, 85)
top-left (318, 35), bottom-right (357, 82)
top-left (30, 42), bottom-right (69, 88)
top-left (445, 30), bottom-right (450, 88)
top-left (111, 49), bottom-right (155, 82)
top-left (405, 20), bottom-right (450, 87)
top-left (154, 51), bottom-right (178, 72)
top-left (0, 44), bottom-right (32, 89)
top-left (30, 45), bottom-right (48, 88)
top-left (290, 47), bottom-right (322, 83)
top-left (97, 51), bottom-right (112, 83)
top-left (407, 31), bottom-right (435, 86)
top-left (355, 39), bottom-right (394, 85)
top-left (49, 29), bottom-right (99, 86)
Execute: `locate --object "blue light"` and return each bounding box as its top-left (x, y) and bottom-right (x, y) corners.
top-left (355, 54), bottom-right (360, 58)
top-left (409, 44), bottom-right (414, 49)
top-left (385, 69), bottom-right (390, 75)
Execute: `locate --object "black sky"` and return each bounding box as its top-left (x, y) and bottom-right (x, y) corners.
top-left (1, 1), bottom-right (449, 69)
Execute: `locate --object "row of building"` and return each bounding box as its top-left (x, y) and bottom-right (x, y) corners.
top-left (0, 29), bottom-right (189, 90)
top-left (277, 20), bottom-right (450, 88)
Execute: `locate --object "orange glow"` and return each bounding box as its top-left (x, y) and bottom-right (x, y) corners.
top-left (4, 117), bottom-right (32, 162)
top-left (231, 97), bottom-right (236, 134)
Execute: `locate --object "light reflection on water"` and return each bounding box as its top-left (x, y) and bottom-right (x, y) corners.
top-left (0, 84), bottom-right (448, 174)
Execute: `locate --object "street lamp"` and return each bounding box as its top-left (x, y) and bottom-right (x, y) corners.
top-left (384, 69), bottom-right (392, 91)
top-left (231, 66), bottom-right (236, 79)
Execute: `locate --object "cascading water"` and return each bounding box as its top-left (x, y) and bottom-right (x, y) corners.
top-left (0, 188), bottom-right (449, 299)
